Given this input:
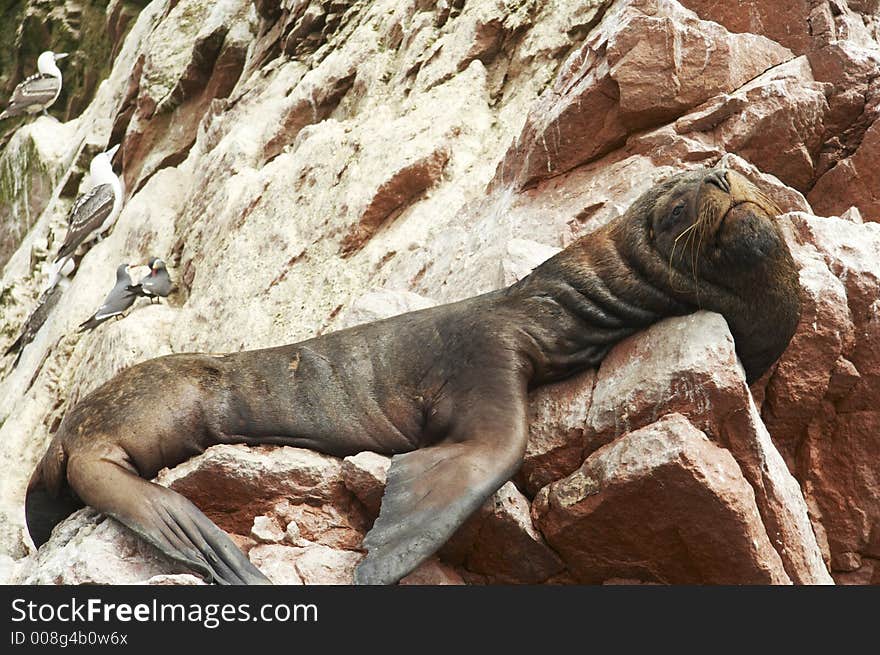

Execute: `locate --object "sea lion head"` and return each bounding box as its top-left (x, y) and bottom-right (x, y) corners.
top-left (646, 167), bottom-right (786, 286)
top-left (632, 166), bottom-right (801, 381)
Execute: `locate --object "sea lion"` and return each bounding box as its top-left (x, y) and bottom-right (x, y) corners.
top-left (25, 167), bottom-right (801, 585)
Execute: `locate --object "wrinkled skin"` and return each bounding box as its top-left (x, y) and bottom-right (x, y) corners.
top-left (25, 168), bottom-right (801, 585)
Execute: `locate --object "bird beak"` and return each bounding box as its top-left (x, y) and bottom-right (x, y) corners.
top-left (54, 53), bottom-right (68, 61)
top-left (105, 144), bottom-right (120, 159)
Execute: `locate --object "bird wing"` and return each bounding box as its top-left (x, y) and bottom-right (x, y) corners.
top-left (142, 272), bottom-right (173, 297)
top-left (78, 287), bottom-right (136, 332)
top-left (56, 184), bottom-right (115, 260)
top-left (6, 74), bottom-right (59, 108)
top-left (95, 276), bottom-right (137, 320)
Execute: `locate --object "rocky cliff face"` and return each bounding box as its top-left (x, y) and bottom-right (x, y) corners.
top-left (0, 0), bottom-right (878, 585)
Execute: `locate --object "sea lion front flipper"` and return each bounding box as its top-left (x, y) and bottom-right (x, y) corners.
top-left (355, 383), bottom-right (529, 585)
top-left (66, 450), bottom-right (270, 585)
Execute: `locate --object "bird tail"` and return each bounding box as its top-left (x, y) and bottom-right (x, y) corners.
top-left (77, 315), bottom-right (103, 332)
top-left (3, 334), bottom-right (23, 358)
top-left (0, 104), bottom-right (22, 120)
top-left (126, 283), bottom-right (143, 295)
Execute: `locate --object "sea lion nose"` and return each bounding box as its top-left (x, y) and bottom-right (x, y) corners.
top-left (705, 170), bottom-right (731, 193)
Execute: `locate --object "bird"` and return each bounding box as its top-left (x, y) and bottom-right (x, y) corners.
top-left (78, 264), bottom-right (138, 332)
top-left (0, 51), bottom-right (68, 120)
top-left (50, 144), bottom-right (123, 286)
top-left (128, 257), bottom-right (173, 303)
top-left (4, 279), bottom-right (67, 366)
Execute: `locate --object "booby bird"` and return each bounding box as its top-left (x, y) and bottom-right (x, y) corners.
top-left (0, 51), bottom-right (68, 119)
top-left (51, 144), bottom-right (123, 285)
top-left (78, 263), bottom-right (138, 332)
top-left (129, 257), bottom-right (173, 303)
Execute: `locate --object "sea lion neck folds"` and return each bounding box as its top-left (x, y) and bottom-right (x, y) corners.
top-left (25, 167), bottom-right (802, 585)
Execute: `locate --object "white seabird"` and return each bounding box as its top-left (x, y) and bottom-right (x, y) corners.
top-left (50, 144), bottom-right (123, 286)
top-left (0, 51), bottom-right (68, 120)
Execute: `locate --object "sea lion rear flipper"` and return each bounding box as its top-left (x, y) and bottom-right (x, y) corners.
top-left (25, 478), bottom-right (84, 549)
top-left (66, 451), bottom-right (270, 585)
top-left (355, 383), bottom-right (529, 585)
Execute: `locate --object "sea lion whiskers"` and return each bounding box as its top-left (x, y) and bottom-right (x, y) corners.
top-left (667, 221), bottom-right (699, 292)
top-left (693, 197), bottom-right (720, 264)
top-left (691, 212), bottom-right (713, 305)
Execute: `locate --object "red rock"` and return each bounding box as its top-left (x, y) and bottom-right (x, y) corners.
top-left (493, 0), bottom-right (791, 189)
top-left (399, 558), bottom-right (466, 585)
top-left (533, 414), bottom-right (791, 584)
top-left (809, 119), bottom-right (880, 222)
top-left (676, 57), bottom-right (830, 191)
top-left (806, 41), bottom-right (880, 218)
top-left (584, 312), bottom-right (833, 583)
top-left (608, 1), bottom-right (793, 128)
top-left (250, 515), bottom-right (286, 543)
top-left (788, 214), bottom-right (880, 376)
top-left (263, 64), bottom-right (357, 162)
top-left (721, 394), bottom-right (834, 584)
top-left (801, 411), bottom-right (880, 581)
top-left (779, 213), bottom-right (880, 581)
top-left (762, 226), bottom-right (855, 466)
top-left (273, 500), bottom-right (366, 550)
top-left (717, 153), bottom-right (813, 214)
top-left (248, 544), bottom-right (304, 585)
top-left (586, 312), bottom-right (745, 446)
top-left (678, 0), bottom-right (813, 54)
top-left (155, 444), bottom-right (357, 535)
top-left (341, 451), bottom-right (390, 516)
top-left (827, 356), bottom-right (862, 400)
top-left (286, 544), bottom-right (362, 585)
top-left (442, 482), bottom-right (564, 584)
top-left (340, 146), bottom-right (449, 255)
top-left (120, 19), bottom-right (250, 193)
top-left (520, 371), bottom-right (594, 496)
top-left (808, 40), bottom-right (880, 89)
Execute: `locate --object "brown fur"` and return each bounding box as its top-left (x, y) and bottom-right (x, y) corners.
top-left (25, 167), bottom-right (801, 585)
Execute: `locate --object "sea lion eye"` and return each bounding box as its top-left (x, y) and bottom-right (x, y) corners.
top-left (671, 203), bottom-right (685, 218)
